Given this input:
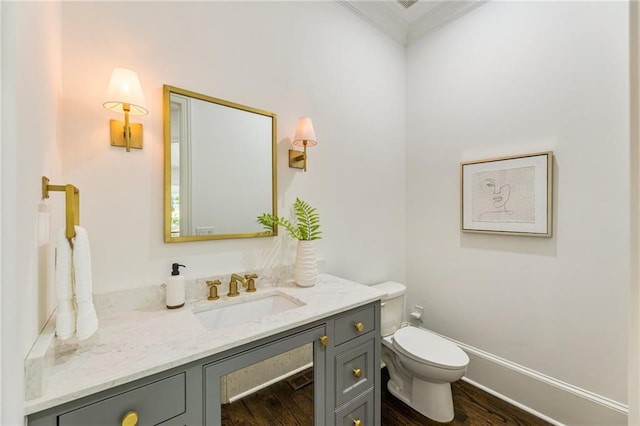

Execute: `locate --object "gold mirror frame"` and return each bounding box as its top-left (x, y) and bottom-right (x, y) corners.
top-left (163, 85), bottom-right (277, 242)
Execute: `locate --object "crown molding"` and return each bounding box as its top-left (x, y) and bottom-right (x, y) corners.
top-left (406, 0), bottom-right (488, 44)
top-left (338, 0), bottom-right (488, 46)
top-left (337, 0), bottom-right (409, 44)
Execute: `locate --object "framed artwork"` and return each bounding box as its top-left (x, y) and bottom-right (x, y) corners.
top-left (460, 151), bottom-right (553, 237)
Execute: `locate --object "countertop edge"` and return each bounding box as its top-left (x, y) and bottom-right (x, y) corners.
top-left (24, 275), bottom-right (384, 415)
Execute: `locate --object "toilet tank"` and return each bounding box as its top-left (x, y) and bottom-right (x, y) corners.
top-left (372, 281), bottom-right (406, 337)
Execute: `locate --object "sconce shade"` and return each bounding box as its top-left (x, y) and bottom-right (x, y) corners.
top-left (103, 67), bottom-right (148, 115)
top-left (292, 117), bottom-right (317, 147)
top-left (289, 116), bottom-right (317, 171)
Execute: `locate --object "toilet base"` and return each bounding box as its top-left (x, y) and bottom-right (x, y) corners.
top-left (413, 378), bottom-right (455, 422)
top-left (387, 377), bottom-right (454, 423)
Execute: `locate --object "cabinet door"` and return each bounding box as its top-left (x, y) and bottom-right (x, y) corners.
top-left (335, 339), bottom-right (375, 408)
top-left (58, 373), bottom-right (186, 426)
top-left (335, 388), bottom-right (374, 426)
top-left (334, 306), bottom-right (375, 346)
top-left (204, 325), bottom-right (327, 425)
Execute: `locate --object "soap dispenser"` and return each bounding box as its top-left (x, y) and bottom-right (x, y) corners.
top-left (166, 263), bottom-right (186, 309)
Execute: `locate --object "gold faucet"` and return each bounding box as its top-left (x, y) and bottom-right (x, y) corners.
top-left (206, 280), bottom-right (221, 300)
top-left (227, 273), bottom-right (247, 297)
top-left (244, 274), bottom-right (258, 293)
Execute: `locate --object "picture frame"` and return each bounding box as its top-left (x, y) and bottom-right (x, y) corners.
top-left (460, 151), bottom-right (553, 237)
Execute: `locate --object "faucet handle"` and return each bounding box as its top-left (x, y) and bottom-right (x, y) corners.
top-left (245, 274), bottom-right (258, 293)
top-left (206, 280), bottom-right (221, 300)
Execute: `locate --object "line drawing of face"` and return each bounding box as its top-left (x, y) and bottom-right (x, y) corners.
top-left (484, 178), bottom-right (511, 210)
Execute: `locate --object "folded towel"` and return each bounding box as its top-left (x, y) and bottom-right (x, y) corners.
top-left (55, 226), bottom-right (99, 341)
top-left (55, 229), bottom-right (75, 340)
top-left (73, 226), bottom-right (98, 340)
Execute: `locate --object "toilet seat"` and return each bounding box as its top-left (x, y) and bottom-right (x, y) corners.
top-left (392, 327), bottom-right (469, 370)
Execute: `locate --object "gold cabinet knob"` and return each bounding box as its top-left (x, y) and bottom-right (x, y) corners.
top-left (121, 411), bottom-right (138, 426)
top-left (319, 335), bottom-right (329, 346)
top-left (354, 322), bottom-right (364, 332)
top-left (354, 420), bottom-right (362, 426)
top-left (353, 368), bottom-right (362, 379)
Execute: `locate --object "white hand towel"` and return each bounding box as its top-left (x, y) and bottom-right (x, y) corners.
top-left (73, 226), bottom-right (98, 340)
top-left (55, 229), bottom-right (75, 340)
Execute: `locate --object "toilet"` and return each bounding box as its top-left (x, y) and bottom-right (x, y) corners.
top-left (372, 282), bottom-right (469, 423)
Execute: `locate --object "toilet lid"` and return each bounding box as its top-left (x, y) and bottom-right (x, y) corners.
top-left (393, 327), bottom-right (469, 369)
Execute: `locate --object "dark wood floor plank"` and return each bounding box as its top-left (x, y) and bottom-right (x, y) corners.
top-left (222, 368), bottom-right (552, 426)
top-left (222, 377), bottom-right (314, 425)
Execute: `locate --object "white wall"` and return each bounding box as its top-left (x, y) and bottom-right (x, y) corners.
top-left (1, 2), bottom-right (63, 424)
top-left (59, 2), bottom-right (406, 290)
top-left (630, 2), bottom-right (640, 423)
top-left (1, 3), bottom-right (4, 420)
top-left (406, 0), bottom-right (629, 417)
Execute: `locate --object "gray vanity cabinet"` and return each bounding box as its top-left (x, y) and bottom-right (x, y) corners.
top-left (27, 301), bottom-right (380, 426)
top-left (27, 362), bottom-right (204, 426)
top-left (58, 373), bottom-right (186, 425)
top-left (328, 304), bottom-right (381, 426)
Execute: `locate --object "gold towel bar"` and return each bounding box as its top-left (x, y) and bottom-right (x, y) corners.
top-left (41, 176), bottom-right (80, 242)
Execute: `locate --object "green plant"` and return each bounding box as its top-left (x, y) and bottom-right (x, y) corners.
top-left (257, 198), bottom-right (322, 241)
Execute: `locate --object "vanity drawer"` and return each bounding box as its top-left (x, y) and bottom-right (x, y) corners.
top-left (334, 306), bottom-right (375, 346)
top-left (335, 388), bottom-right (374, 426)
top-left (58, 373), bottom-right (186, 426)
top-left (335, 339), bottom-right (375, 408)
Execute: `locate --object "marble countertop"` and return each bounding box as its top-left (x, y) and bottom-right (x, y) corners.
top-left (24, 274), bottom-right (385, 415)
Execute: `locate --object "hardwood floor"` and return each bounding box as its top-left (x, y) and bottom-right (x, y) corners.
top-left (381, 369), bottom-right (551, 426)
top-left (221, 368), bottom-right (552, 425)
top-left (221, 373), bottom-right (314, 425)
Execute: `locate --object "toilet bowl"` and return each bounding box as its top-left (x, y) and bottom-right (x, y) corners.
top-left (373, 282), bottom-right (469, 423)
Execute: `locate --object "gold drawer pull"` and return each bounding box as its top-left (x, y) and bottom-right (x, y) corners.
top-left (122, 411), bottom-right (138, 426)
top-left (354, 322), bottom-right (364, 332)
top-left (319, 335), bottom-right (329, 346)
top-left (353, 368), bottom-right (362, 379)
top-left (354, 420), bottom-right (362, 426)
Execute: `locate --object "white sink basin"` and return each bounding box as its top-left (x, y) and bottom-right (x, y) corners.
top-left (193, 292), bottom-right (305, 330)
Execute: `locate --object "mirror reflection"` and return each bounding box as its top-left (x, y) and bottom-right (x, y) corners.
top-left (163, 85), bottom-right (277, 242)
top-left (221, 344), bottom-right (313, 424)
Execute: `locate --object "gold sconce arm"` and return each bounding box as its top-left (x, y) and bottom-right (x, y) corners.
top-left (289, 142), bottom-right (309, 171)
top-left (110, 102), bottom-right (143, 152)
top-left (123, 102), bottom-right (131, 152)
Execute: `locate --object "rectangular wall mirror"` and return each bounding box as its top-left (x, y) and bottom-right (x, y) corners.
top-left (163, 85), bottom-right (278, 242)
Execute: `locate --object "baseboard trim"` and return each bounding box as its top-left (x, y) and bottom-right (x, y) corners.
top-left (461, 377), bottom-right (563, 426)
top-left (423, 327), bottom-right (628, 425)
top-left (457, 340), bottom-right (627, 414)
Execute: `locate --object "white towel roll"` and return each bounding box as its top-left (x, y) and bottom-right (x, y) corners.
top-left (55, 229), bottom-right (75, 340)
top-left (73, 226), bottom-right (98, 340)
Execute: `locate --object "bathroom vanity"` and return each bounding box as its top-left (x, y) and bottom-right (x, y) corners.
top-left (25, 274), bottom-right (384, 425)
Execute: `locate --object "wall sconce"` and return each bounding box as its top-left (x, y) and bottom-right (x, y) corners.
top-left (103, 67), bottom-right (148, 152)
top-left (289, 117), bottom-right (317, 172)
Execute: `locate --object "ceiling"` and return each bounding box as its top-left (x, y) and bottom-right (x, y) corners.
top-left (337, 0), bottom-right (487, 45)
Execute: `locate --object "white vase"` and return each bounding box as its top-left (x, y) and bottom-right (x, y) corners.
top-left (294, 240), bottom-right (318, 287)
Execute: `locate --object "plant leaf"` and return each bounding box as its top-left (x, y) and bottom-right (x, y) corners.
top-left (256, 198), bottom-right (321, 241)
top-left (294, 198), bottom-right (321, 240)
